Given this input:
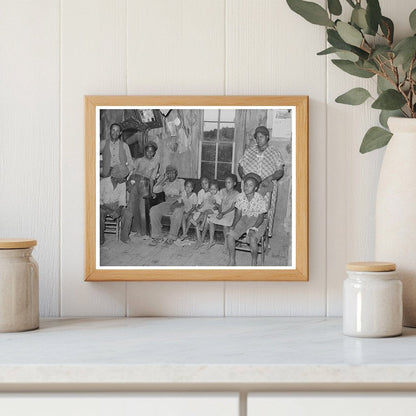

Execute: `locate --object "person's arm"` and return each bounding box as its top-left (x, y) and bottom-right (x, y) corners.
top-left (124, 143), bottom-right (135, 172)
top-left (230, 208), bottom-right (242, 230)
top-left (237, 164), bottom-right (245, 180)
top-left (246, 213), bottom-right (265, 240)
top-left (217, 203), bottom-right (236, 218)
top-left (149, 162), bottom-right (159, 198)
top-left (153, 174), bottom-right (168, 194)
top-left (170, 200), bottom-right (181, 210)
top-left (262, 167), bottom-right (284, 183)
top-left (249, 213), bottom-right (265, 231)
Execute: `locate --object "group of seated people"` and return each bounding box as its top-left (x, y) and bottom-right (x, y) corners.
top-left (100, 124), bottom-right (284, 266)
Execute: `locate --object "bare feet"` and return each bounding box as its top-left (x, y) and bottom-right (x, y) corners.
top-left (207, 241), bottom-right (215, 249)
top-left (194, 241), bottom-right (203, 250)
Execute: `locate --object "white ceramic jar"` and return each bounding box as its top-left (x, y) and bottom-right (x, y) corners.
top-left (0, 239), bottom-right (39, 332)
top-left (343, 262), bottom-right (402, 338)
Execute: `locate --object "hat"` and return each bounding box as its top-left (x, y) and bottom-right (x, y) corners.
top-left (111, 164), bottom-right (129, 179)
top-left (244, 172), bottom-right (262, 187)
top-left (165, 164), bottom-right (178, 173)
top-left (254, 126), bottom-right (270, 139)
top-left (145, 141), bottom-right (158, 152)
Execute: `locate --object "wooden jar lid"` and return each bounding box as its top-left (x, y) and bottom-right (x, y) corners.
top-left (346, 261), bottom-right (396, 272)
top-left (0, 239), bottom-right (37, 249)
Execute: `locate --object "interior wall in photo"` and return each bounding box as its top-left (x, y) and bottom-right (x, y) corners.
top-left (99, 108), bottom-right (293, 266)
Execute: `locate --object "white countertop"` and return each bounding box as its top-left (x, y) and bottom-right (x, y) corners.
top-left (1, 317), bottom-right (416, 390)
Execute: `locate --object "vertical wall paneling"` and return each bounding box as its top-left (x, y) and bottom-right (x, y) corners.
top-left (126, 0), bottom-right (226, 316)
top-left (0, 1), bottom-right (60, 316)
top-left (61, 0), bottom-right (128, 316)
top-left (326, 0), bottom-right (415, 316)
top-left (5, 0), bottom-right (413, 316)
top-left (224, 0), bottom-right (327, 315)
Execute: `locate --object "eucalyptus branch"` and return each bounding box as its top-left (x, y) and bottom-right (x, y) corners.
top-left (286, 0), bottom-right (416, 152)
top-left (408, 56), bottom-right (416, 117)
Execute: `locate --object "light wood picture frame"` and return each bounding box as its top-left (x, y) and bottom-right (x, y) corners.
top-left (85, 96), bottom-right (308, 281)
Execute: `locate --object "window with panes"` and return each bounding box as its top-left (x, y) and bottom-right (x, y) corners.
top-left (200, 109), bottom-right (235, 180)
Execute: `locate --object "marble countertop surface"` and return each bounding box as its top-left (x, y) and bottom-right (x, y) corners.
top-left (1, 317), bottom-right (416, 388)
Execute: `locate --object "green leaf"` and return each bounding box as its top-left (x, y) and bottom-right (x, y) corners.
top-left (317, 46), bottom-right (338, 55)
top-left (410, 9), bottom-right (416, 32)
top-left (335, 50), bottom-right (359, 62)
top-left (287, 0), bottom-right (334, 27)
top-left (366, 0), bottom-right (382, 35)
top-left (327, 28), bottom-right (351, 49)
top-left (336, 21), bottom-right (363, 47)
top-left (393, 36), bottom-right (416, 68)
top-left (360, 127), bottom-right (392, 153)
top-left (351, 7), bottom-right (369, 32)
top-left (372, 45), bottom-right (391, 58)
top-left (332, 59), bottom-right (375, 78)
top-left (377, 76), bottom-right (393, 94)
top-left (362, 59), bottom-right (379, 71)
top-left (372, 89), bottom-right (407, 110)
top-left (380, 16), bottom-right (394, 43)
top-left (328, 0), bottom-right (342, 16)
top-left (317, 46), bottom-right (359, 61)
top-left (379, 110), bottom-right (403, 129)
top-left (327, 29), bottom-right (369, 59)
top-left (335, 87), bottom-right (371, 105)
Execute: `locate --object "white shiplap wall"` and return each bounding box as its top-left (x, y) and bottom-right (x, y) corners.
top-left (1, 0), bottom-right (413, 317)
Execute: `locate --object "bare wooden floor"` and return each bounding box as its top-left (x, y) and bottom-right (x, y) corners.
top-left (100, 233), bottom-right (288, 267)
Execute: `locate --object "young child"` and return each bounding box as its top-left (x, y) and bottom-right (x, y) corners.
top-left (176, 180), bottom-right (198, 240)
top-left (193, 182), bottom-right (221, 227)
top-left (206, 173), bottom-right (239, 249)
top-left (192, 177), bottom-right (210, 224)
top-left (196, 176), bottom-right (210, 205)
top-left (227, 173), bottom-right (268, 266)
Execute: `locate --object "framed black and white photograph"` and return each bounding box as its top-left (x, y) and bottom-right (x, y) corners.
top-left (85, 96), bottom-right (308, 281)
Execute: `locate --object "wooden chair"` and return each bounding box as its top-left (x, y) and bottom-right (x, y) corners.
top-left (103, 215), bottom-right (121, 240)
top-left (235, 181), bottom-right (279, 265)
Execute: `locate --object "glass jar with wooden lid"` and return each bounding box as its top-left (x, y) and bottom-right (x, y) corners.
top-left (343, 261), bottom-right (402, 338)
top-left (0, 239), bottom-right (39, 332)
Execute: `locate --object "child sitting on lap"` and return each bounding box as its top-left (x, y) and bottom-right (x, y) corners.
top-left (206, 173), bottom-right (239, 250)
top-left (227, 173), bottom-right (268, 266)
top-left (192, 182), bottom-right (222, 248)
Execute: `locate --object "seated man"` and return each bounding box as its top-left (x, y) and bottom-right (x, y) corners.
top-left (149, 165), bottom-right (185, 246)
top-left (100, 164), bottom-right (132, 244)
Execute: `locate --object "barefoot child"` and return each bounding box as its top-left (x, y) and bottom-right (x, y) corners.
top-left (227, 173), bottom-right (268, 266)
top-left (197, 176), bottom-right (210, 206)
top-left (193, 182), bottom-right (221, 248)
top-left (207, 173), bottom-right (239, 249)
top-left (177, 180), bottom-right (198, 240)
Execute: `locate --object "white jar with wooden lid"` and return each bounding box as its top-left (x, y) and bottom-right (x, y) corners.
top-left (0, 239), bottom-right (39, 332)
top-left (343, 262), bottom-right (402, 338)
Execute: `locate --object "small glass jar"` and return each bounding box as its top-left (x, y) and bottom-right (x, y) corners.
top-left (343, 262), bottom-right (402, 338)
top-left (0, 239), bottom-right (39, 332)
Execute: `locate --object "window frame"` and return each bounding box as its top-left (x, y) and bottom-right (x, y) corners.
top-left (199, 109), bottom-right (236, 179)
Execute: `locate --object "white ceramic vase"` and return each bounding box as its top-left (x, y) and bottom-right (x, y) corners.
top-left (375, 117), bottom-right (416, 327)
